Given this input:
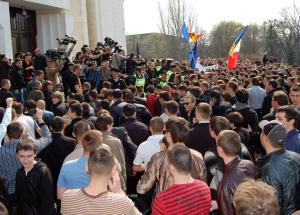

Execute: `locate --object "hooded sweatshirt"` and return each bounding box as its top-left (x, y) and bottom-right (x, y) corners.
top-left (15, 160), bottom-right (56, 215)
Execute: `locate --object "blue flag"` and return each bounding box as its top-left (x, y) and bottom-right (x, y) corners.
top-left (181, 23), bottom-right (189, 43)
top-left (189, 41), bottom-right (198, 69)
top-left (136, 42), bottom-right (141, 56)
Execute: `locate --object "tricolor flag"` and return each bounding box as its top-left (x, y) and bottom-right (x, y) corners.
top-left (189, 32), bottom-right (203, 43)
top-left (227, 26), bottom-right (248, 70)
top-left (181, 23), bottom-right (190, 43)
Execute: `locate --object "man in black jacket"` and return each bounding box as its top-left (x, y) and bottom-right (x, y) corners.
top-left (262, 79), bottom-right (278, 116)
top-left (0, 79), bottom-right (15, 108)
top-left (64, 103), bottom-right (84, 138)
top-left (37, 117), bottom-right (76, 206)
top-left (109, 89), bottom-right (127, 126)
top-left (52, 91), bottom-right (68, 117)
top-left (0, 54), bottom-right (11, 81)
top-left (109, 68), bottom-right (127, 90)
top-left (258, 119), bottom-right (300, 215)
top-left (9, 58), bottom-right (25, 103)
top-left (15, 140), bottom-right (56, 215)
top-left (185, 102), bottom-right (215, 156)
top-left (33, 48), bottom-right (47, 73)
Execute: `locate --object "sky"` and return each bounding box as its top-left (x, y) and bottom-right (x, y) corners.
top-left (123, 0), bottom-right (300, 35)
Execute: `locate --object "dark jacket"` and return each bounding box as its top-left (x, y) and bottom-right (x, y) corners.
top-left (26, 89), bottom-right (45, 102)
top-left (9, 64), bottom-right (25, 90)
top-left (34, 54), bottom-right (47, 72)
top-left (257, 150), bottom-right (300, 215)
top-left (109, 78), bottom-right (127, 90)
top-left (37, 133), bottom-right (76, 194)
top-left (126, 99), bottom-right (152, 125)
top-left (126, 58), bottom-right (137, 76)
top-left (217, 157), bottom-right (258, 215)
top-left (212, 101), bottom-right (231, 117)
top-left (15, 161), bottom-right (56, 215)
top-left (109, 100), bottom-right (127, 127)
top-left (262, 89), bottom-right (277, 116)
top-left (64, 117), bottom-right (83, 138)
top-left (185, 122), bottom-right (215, 156)
top-left (0, 88), bottom-right (15, 108)
top-left (0, 60), bottom-right (11, 80)
top-left (111, 127), bottom-right (137, 177)
top-left (52, 101), bottom-right (68, 117)
top-left (120, 118), bottom-right (150, 146)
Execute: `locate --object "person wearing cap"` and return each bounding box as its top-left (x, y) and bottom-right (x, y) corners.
top-left (257, 119), bottom-right (300, 215)
top-left (109, 68), bottom-right (127, 90)
top-left (275, 105), bottom-right (300, 154)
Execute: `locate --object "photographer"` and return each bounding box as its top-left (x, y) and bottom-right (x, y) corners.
top-left (112, 49), bottom-right (127, 72)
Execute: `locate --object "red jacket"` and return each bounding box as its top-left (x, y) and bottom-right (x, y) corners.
top-left (146, 93), bottom-right (157, 116)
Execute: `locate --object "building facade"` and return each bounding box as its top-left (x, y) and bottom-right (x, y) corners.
top-left (0, 0), bottom-right (126, 59)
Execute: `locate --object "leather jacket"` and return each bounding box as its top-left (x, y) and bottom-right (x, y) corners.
top-left (257, 149), bottom-right (300, 215)
top-left (217, 157), bottom-right (258, 215)
top-left (137, 146), bottom-right (207, 195)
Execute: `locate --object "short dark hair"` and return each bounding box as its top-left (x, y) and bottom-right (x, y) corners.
top-left (124, 91), bottom-right (135, 101)
top-left (96, 114), bottom-right (114, 131)
top-left (178, 85), bottom-right (188, 92)
top-left (112, 89), bottom-right (123, 99)
top-left (35, 70), bottom-right (44, 76)
top-left (123, 103), bottom-right (136, 117)
top-left (196, 102), bottom-right (211, 119)
top-left (217, 130), bottom-right (241, 156)
top-left (251, 77), bottom-right (260, 86)
top-left (159, 91), bottom-right (170, 101)
top-left (228, 81), bottom-right (238, 92)
top-left (164, 101), bottom-right (179, 115)
top-left (150, 117), bottom-right (164, 133)
top-left (82, 130), bottom-right (103, 153)
top-left (88, 146), bottom-right (115, 176)
top-left (16, 139), bottom-right (37, 154)
top-left (210, 116), bottom-right (230, 135)
top-left (73, 120), bottom-right (91, 138)
top-left (226, 112), bottom-right (244, 128)
top-left (7, 122), bottom-right (23, 139)
top-left (236, 89), bottom-right (249, 103)
top-left (210, 90), bottom-right (221, 100)
top-left (165, 117), bottom-right (190, 143)
top-left (272, 91), bottom-right (289, 106)
top-left (277, 105), bottom-right (299, 128)
top-left (268, 79), bottom-right (278, 90)
top-left (89, 90), bottom-right (98, 100)
top-left (69, 103), bottom-right (83, 116)
top-left (146, 85), bottom-right (155, 94)
top-left (167, 145), bottom-right (192, 174)
top-left (51, 116), bottom-right (65, 132)
top-left (74, 93), bottom-right (84, 103)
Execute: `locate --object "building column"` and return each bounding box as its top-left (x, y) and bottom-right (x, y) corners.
top-left (0, 1), bottom-right (13, 59)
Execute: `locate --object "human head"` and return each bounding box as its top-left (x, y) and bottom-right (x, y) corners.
top-left (150, 117), bottom-right (164, 134)
top-left (227, 81), bottom-right (238, 94)
top-left (35, 70), bottom-right (44, 81)
top-left (265, 79), bottom-right (277, 93)
top-left (165, 117), bottom-right (189, 144)
top-left (183, 95), bottom-right (196, 112)
top-left (12, 102), bottom-right (23, 115)
top-left (159, 91), bottom-right (170, 104)
top-left (236, 89), bottom-right (249, 104)
top-left (289, 84), bottom-right (300, 108)
top-left (178, 85), bottom-right (188, 97)
top-left (36, 100), bottom-right (46, 110)
top-left (67, 103), bottom-right (83, 119)
top-left (226, 112), bottom-right (244, 129)
top-left (73, 64), bottom-right (82, 76)
top-left (1, 79), bottom-right (11, 90)
top-left (82, 130), bottom-right (103, 154)
top-left (167, 145), bottom-right (192, 177)
top-left (200, 81), bottom-right (209, 92)
top-left (111, 68), bottom-right (120, 80)
top-left (209, 116), bottom-right (230, 139)
top-left (87, 146), bottom-right (116, 179)
top-left (272, 91), bottom-right (289, 110)
top-left (14, 58), bottom-right (22, 68)
top-left (196, 102), bottom-right (212, 122)
top-left (251, 77), bottom-right (260, 86)
top-left (34, 48), bottom-right (41, 56)
top-left (33, 81), bottom-right (42, 90)
top-left (51, 116), bottom-right (65, 133)
top-left (234, 180), bottom-right (280, 215)
top-left (123, 103), bottom-right (136, 118)
top-left (259, 120), bottom-right (287, 151)
top-left (276, 105), bottom-right (299, 131)
top-left (163, 101), bottom-right (179, 116)
top-left (216, 130), bottom-right (241, 159)
top-left (7, 122), bottom-right (23, 140)
top-left (72, 120), bottom-right (91, 140)
top-left (51, 91), bottom-right (63, 105)
top-left (16, 139), bottom-right (37, 169)
top-left (95, 113), bottom-right (114, 132)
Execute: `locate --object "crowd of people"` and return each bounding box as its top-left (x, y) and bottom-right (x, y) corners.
top-left (0, 39), bottom-right (299, 215)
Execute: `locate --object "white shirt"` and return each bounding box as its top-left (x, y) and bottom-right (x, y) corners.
top-left (16, 114), bottom-right (37, 140)
top-left (0, 108), bottom-right (12, 144)
top-left (133, 134), bottom-right (164, 170)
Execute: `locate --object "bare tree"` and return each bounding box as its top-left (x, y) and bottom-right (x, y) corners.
top-left (158, 0), bottom-right (201, 36)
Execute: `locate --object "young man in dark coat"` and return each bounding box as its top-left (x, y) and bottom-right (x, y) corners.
top-left (15, 140), bottom-right (56, 215)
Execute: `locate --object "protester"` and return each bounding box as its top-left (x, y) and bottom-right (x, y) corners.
top-left (152, 145), bottom-right (211, 215)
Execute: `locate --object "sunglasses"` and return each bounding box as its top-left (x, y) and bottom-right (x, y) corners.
top-left (184, 102), bottom-right (190, 106)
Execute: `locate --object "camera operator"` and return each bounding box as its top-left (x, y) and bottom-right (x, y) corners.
top-left (45, 58), bottom-right (64, 91)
